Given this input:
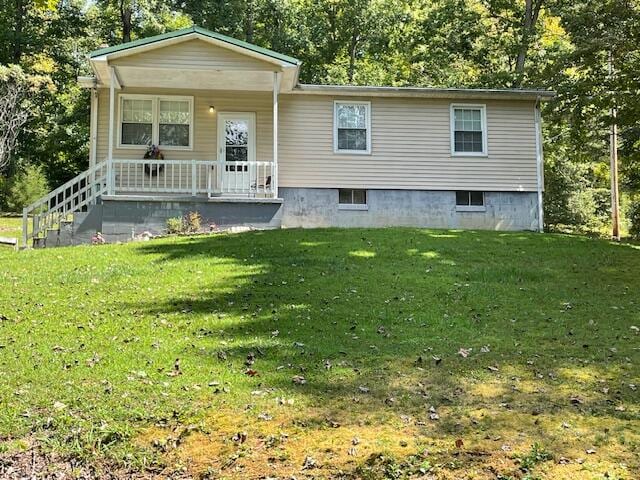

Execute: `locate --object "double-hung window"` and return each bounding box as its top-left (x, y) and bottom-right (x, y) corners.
top-left (334, 101), bottom-right (371, 154)
top-left (119, 95), bottom-right (193, 149)
top-left (121, 98), bottom-right (153, 146)
top-left (450, 104), bottom-right (487, 156)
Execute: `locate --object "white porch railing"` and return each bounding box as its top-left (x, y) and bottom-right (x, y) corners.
top-left (110, 159), bottom-right (274, 197)
top-left (22, 161), bottom-right (108, 246)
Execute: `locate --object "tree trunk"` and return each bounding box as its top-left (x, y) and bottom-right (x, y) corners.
top-left (245, 0), bottom-right (254, 44)
top-left (13, 0), bottom-right (25, 63)
top-left (120, 0), bottom-right (132, 44)
top-left (348, 32), bottom-right (359, 83)
top-left (515, 0), bottom-right (543, 84)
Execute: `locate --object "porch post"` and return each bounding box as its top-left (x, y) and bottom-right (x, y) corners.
top-left (272, 71), bottom-right (281, 198)
top-left (107, 66), bottom-right (116, 196)
top-left (89, 86), bottom-right (98, 198)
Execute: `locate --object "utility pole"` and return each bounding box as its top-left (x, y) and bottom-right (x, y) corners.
top-left (609, 51), bottom-right (621, 241)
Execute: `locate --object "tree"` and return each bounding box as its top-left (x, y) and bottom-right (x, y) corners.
top-left (0, 64), bottom-right (51, 173)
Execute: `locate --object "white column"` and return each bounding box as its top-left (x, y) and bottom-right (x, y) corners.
top-left (107, 67), bottom-right (116, 195)
top-left (534, 99), bottom-right (544, 232)
top-left (89, 86), bottom-right (99, 198)
top-left (90, 87), bottom-right (98, 167)
top-left (272, 71), bottom-right (281, 198)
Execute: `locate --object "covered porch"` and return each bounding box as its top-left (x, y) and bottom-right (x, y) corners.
top-left (82, 26), bottom-right (301, 200)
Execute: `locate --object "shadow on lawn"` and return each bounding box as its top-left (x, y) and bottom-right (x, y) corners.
top-left (125, 229), bottom-right (639, 456)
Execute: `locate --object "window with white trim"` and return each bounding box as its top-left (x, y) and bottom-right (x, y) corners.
top-left (121, 98), bottom-right (153, 146)
top-left (456, 191), bottom-right (485, 208)
top-left (119, 95), bottom-right (193, 149)
top-left (334, 102), bottom-right (371, 154)
top-left (159, 100), bottom-right (191, 147)
top-left (338, 189), bottom-right (368, 209)
top-left (451, 105), bottom-right (486, 155)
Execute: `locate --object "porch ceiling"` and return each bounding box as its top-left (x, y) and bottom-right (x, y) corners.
top-left (90, 59), bottom-right (297, 92)
top-left (117, 65), bottom-right (283, 91)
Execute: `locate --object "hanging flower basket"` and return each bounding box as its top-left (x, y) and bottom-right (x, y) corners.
top-left (143, 145), bottom-right (164, 176)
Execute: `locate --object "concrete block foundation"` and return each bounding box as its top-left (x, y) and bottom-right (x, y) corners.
top-left (47, 188), bottom-right (539, 247)
top-left (280, 188), bottom-right (539, 231)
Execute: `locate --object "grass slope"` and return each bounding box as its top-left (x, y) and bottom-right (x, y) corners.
top-left (0, 229), bottom-right (638, 479)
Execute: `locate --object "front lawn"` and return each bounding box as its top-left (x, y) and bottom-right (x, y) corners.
top-left (0, 229), bottom-right (638, 479)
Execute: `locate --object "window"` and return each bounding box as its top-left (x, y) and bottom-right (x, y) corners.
top-left (455, 191), bottom-right (485, 211)
top-left (159, 100), bottom-right (191, 147)
top-left (451, 104), bottom-right (487, 155)
top-left (338, 189), bottom-right (368, 210)
top-left (121, 99), bottom-right (152, 146)
top-left (334, 101), bottom-right (371, 154)
top-left (118, 95), bottom-right (193, 149)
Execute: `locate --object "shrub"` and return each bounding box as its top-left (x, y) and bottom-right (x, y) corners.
top-left (629, 200), bottom-right (640, 239)
top-left (166, 217), bottom-right (183, 234)
top-left (5, 165), bottom-right (49, 212)
top-left (166, 212), bottom-right (203, 235)
top-left (184, 211), bottom-right (201, 233)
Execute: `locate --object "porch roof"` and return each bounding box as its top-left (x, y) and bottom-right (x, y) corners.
top-left (89, 26), bottom-right (300, 66)
top-left (87, 26), bottom-right (300, 92)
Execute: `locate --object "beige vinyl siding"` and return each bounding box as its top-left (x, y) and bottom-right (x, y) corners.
top-left (278, 95), bottom-right (538, 192)
top-left (110, 39), bottom-right (277, 71)
top-left (95, 87), bottom-right (273, 165)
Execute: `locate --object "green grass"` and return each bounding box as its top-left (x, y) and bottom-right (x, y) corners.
top-left (0, 228), bottom-right (638, 479)
top-left (0, 216), bottom-right (21, 246)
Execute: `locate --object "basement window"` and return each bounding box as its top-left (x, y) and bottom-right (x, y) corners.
top-left (456, 191), bottom-right (485, 212)
top-left (338, 189), bottom-right (368, 210)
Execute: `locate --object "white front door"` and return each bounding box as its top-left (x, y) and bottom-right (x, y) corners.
top-left (217, 112), bottom-right (256, 194)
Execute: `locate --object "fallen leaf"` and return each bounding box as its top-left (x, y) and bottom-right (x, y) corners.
top-left (292, 375), bottom-right (306, 385)
top-left (232, 431), bottom-right (247, 443)
top-left (302, 456), bottom-right (317, 470)
top-left (458, 348), bottom-right (471, 358)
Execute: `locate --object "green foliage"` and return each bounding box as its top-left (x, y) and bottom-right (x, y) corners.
top-left (166, 216), bottom-right (183, 234)
top-left (628, 199), bottom-right (640, 239)
top-left (4, 164), bottom-right (49, 212)
top-left (514, 443), bottom-right (552, 473)
top-left (544, 156), bottom-right (610, 232)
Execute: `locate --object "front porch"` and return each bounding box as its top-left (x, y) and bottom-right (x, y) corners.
top-left (22, 27), bottom-right (299, 247)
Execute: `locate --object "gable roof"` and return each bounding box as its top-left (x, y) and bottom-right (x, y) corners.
top-left (89, 26), bottom-right (300, 66)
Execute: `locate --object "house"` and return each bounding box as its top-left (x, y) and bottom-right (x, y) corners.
top-left (22, 26), bottom-right (554, 246)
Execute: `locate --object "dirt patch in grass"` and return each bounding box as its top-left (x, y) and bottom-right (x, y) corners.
top-left (0, 437), bottom-right (181, 480)
top-left (134, 398), bottom-right (638, 479)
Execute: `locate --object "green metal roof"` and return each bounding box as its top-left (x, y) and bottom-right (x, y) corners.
top-left (89, 26), bottom-right (300, 66)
